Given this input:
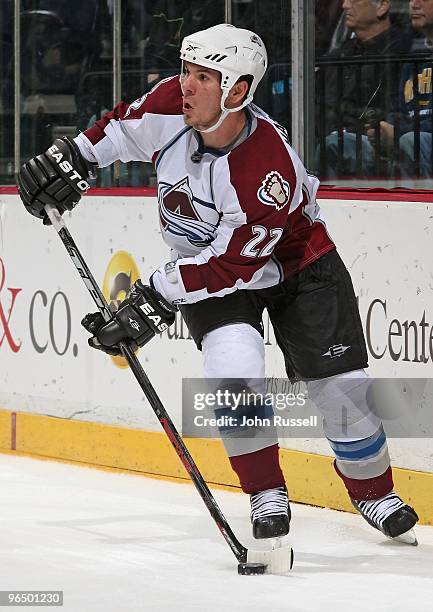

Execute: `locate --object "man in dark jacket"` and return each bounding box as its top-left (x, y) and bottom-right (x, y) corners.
top-left (368, 0), bottom-right (433, 179)
top-left (317, 0), bottom-right (411, 179)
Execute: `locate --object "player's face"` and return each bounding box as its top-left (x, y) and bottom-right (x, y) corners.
top-left (180, 62), bottom-right (223, 130)
top-left (410, 0), bottom-right (433, 29)
top-left (342, 0), bottom-right (383, 30)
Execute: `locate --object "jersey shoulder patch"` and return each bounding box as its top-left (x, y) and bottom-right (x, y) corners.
top-left (257, 170), bottom-right (291, 210)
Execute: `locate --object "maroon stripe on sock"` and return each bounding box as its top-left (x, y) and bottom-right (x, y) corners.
top-left (334, 461), bottom-right (394, 500)
top-left (229, 444), bottom-right (286, 494)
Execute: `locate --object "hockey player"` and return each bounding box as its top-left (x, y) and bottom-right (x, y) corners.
top-left (17, 23), bottom-right (418, 544)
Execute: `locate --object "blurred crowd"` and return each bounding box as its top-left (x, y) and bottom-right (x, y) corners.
top-left (0, 0), bottom-right (432, 185)
top-left (316, 0), bottom-right (433, 182)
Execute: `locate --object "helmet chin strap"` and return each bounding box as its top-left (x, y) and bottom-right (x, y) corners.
top-left (179, 68), bottom-right (228, 134)
top-left (192, 86), bottom-right (245, 134)
top-left (195, 108), bottom-right (230, 133)
top-left (193, 88), bottom-right (234, 133)
top-left (180, 69), bottom-right (248, 134)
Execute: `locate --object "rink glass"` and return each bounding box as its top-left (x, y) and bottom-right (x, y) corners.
top-left (0, 1), bottom-right (431, 189)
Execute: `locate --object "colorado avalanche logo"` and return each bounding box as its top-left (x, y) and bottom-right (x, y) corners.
top-left (159, 177), bottom-right (216, 247)
top-left (257, 171), bottom-right (290, 210)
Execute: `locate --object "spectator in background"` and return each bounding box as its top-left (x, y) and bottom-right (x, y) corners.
top-left (318, 0), bottom-right (411, 179)
top-left (368, 0), bottom-right (433, 178)
top-left (144, 1), bottom-right (224, 72)
top-left (316, 0), bottom-right (344, 57)
top-left (34, 0), bottom-right (99, 33)
top-left (19, 1), bottom-right (100, 97)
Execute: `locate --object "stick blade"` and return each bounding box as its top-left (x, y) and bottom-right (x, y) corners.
top-left (247, 544), bottom-right (294, 574)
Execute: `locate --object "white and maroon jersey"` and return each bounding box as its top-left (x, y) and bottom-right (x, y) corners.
top-left (75, 76), bottom-right (335, 304)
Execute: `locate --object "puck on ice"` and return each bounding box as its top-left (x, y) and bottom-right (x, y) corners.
top-left (238, 562), bottom-right (266, 575)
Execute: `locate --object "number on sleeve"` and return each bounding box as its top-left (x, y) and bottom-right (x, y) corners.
top-left (241, 226), bottom-right (283, 259)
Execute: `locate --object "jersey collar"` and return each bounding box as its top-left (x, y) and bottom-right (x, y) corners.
top-left (192, 107), bottom-right (254, 158)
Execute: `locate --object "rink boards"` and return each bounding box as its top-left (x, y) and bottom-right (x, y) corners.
top-left (0, 189), bottom-right (432, 523)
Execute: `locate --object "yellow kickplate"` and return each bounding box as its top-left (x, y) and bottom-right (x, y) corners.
top-left (0, 409), bottom-right (12, 450)
top-left (0, 409), bottom-right (431, 525)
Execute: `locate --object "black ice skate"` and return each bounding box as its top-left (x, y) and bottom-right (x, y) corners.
top-left (351, 491), bottom-right (419, 545)
top-left (250, 486), bottom-right (291, 539)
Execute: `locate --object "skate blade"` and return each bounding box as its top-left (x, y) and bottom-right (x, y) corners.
top-left (247, 543), bottom-right (294, 574)
top-left (391, 528), bottom-right (418, 546)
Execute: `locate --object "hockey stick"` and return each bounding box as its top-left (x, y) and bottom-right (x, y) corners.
top-left (44, 203), bottom-right (293, 575)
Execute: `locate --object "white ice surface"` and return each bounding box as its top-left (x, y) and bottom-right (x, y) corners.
top-left (0, 454), bottom-right (432, 612)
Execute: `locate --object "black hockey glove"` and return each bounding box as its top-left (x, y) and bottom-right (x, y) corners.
top-left (81, 280), bottom-right (177, 356)
top-left (17, 137), bottom-right (97, 224)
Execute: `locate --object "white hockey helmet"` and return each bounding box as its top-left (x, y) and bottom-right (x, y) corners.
top-left (180, 23), bottom-right (268, 132)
